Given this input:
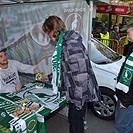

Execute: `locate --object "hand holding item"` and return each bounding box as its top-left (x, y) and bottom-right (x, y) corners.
top-left (33, 68), bottom-right (40, 74)
top-left (40, 76), bottom-right (49, 82)
top-left (15, 85), bottom-right (22, 91)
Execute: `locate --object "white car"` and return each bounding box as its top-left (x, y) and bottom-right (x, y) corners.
top-left (90, 37), bottom-right (125, 120)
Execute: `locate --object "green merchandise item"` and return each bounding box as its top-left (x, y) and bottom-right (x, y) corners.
top-left (0, 108), bottom-right (13, 127)
top-left (37, 121), bottom-right (46, 133)
top-left (52, 31), bottom-right (64, 94)
top-left (35, 72), bottom-right (44, 81)
top-left (116, 52), bottom-right (133, 93)
top-left (36, 82), bottom-right (44, 89)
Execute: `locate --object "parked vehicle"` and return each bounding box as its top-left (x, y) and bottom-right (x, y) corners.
top-left (90, 37), bottom-right (125, 120)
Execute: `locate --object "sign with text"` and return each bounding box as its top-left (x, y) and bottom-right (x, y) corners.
top-left (96, 4), bottom-right (130, 15)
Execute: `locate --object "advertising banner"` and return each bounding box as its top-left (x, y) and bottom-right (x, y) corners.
top-left (0, 1), bottom-right (89, 83)
top-left (96, 4), bottom-right (130, 15)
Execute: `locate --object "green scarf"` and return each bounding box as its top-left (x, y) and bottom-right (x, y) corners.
top-left (52, 31), bottom-right (64, 94)
top-left (116, 52), bottom-right (133, 93)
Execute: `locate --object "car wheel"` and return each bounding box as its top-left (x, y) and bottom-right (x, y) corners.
top-left (90, 87), bottom-right (117, 120)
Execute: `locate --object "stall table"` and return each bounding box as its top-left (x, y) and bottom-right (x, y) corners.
top-left (0, 82), bottom-right (66, 133)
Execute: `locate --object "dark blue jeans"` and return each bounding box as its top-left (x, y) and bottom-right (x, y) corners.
top-left (114, 100), bottom-right (133, 133)
top-left (68, 102), bottom-right (88, 133)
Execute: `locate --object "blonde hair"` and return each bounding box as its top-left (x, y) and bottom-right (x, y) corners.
top-left (42, 16), bottom-right (66, 40)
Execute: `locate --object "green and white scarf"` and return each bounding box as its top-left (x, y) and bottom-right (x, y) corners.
top-left (116, 52), bottom-right (133, 93)
top-left (51, 31), bottom-right (64, 94)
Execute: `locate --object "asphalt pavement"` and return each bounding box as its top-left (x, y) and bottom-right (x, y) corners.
top-left (45, 106), bottom-right (114, 133)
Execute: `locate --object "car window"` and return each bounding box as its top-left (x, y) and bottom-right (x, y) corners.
top-left (90, 38), bottom-right (121, 64)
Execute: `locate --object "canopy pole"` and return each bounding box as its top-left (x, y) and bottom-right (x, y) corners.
top-left (88, 0), bottom-right (93, 56)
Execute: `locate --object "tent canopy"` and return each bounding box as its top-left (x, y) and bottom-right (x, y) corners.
top-left (0, 0), bottom-right (76, 5)
top-left (0, 0), bottom-right (109, 5)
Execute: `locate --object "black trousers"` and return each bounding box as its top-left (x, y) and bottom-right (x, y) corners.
top-left (68, 102), bottom-right (88, 133)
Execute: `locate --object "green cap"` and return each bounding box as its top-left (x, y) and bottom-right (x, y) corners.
top-left (120, 19), bottom-right (133, 31)
top-left (0, 48), bottom-right (7, 53)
